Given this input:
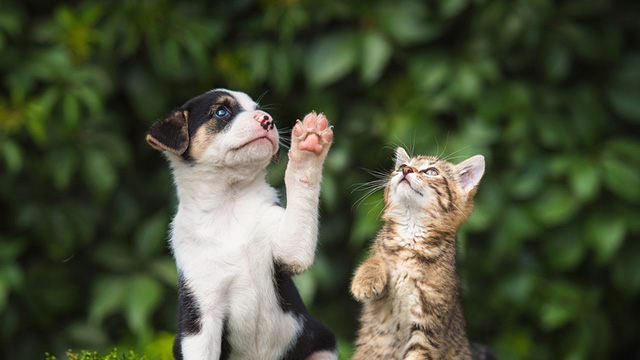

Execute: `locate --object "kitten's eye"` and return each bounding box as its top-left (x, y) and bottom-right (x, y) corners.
top-left (214, 107), bottom-right (229, 118)
top-left (421, 168), bottom-right (439, 176)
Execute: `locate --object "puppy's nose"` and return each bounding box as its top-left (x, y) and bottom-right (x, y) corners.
top-left (255, 112), bottom-right (274, 130)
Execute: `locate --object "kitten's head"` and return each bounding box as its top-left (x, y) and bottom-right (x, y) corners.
top-left (383, 147), bottom-right (485, 228)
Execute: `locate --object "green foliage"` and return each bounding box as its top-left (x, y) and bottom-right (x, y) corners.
top-left (46, 349), bottom-right (147, 360)
top-left (1, 0), bottom-right (639, 359)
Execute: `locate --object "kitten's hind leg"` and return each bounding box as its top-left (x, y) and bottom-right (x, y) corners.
top-left (351, 255), bottom-right (388, 301)
top-left (402, 327), bottom-right (440, 360)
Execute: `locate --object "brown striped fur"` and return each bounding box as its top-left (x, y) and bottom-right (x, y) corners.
top-left (351, 148), bottom-right (490, 360)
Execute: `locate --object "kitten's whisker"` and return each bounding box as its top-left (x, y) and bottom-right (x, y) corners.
top-left (452, 203), bottom-right (466, 218)
top-left (442, 145), bottom-right (471, 162)
top-left (352, 185), bottom-right (386, 211)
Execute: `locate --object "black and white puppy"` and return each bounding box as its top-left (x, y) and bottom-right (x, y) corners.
top-left (146, 89), bottom-right (337, 360)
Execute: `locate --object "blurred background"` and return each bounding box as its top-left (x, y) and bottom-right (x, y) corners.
top-left (1, 0), bottom-right (639, 359)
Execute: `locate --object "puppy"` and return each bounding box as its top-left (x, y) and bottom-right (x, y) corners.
top-left (146, 89), bottom-right (337, 360)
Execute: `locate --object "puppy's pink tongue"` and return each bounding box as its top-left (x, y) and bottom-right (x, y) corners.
top-left (298, 133), bottom-right (323, 154)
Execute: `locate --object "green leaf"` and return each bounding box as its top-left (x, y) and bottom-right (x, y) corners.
top-left (249, 43), bottom-right (271, 83)
top-left (125, 276), bottom-right (163, 335)
top-left (603, 137), bottom-right (640, 167)
top-left (125, 67), bottom-right (168, 119)
top-left (360, 31), bottom-right (392, 84)
top-left (62, 92), bottom-right (81, 130)
top-left (569, 85), bottom-right (607, 145)
top-left (439, 0), bottom-right (468, 18)
top-left (612, 243), bottom-right (640, 295)
top-left (450, 63), bottom-right (482, 101)
top-left (568, 159), bottom-right (600, 201)
top-left (306, 32), bottom-right (358, 88)
top-left (89, 276), bottom-right (127, 325)
top-left (134, 212), bottom-right (168, 260)
top-left (531, 186), bottom-right (579, 226)
top-left (83, 149), bottom-right (117, 199)
top-left (533, 113), bottom-right (573, 149)
top-left (539, 281), bottom-right (584, 330)
top-left (292, 271), bottom-right (316, 305)
top-left (75, 86), bottom-right (103, 116)
top-left (586, 213), bottom-right (626, 265)
top-left (271, 47), bottom-right (295, 93)
top-left (48, 147), bottom-right (78, 190)
top-left (349, 191), bottom-right (384, 249)
top-left (150, 258), bottom-right (178, 287)
top-left (410, 53), bottom-right (450, 92)
top-left (600, 152), bottom-right (640, 202)
top-left (544, 38), bottom-right (571, 82)
top-left (321, 173), bottom-right (338, 211)
top-left (93, 242), bottom-right (136, 270)
top-left (0, 139), bottom-right (23, 173)
top-left (544, 228), bottom-right (586, 271)
top-left (606, 52), bottom-right (640, 123)
top-left (557, 22), bottom-right (604, 61)
top-left (376, 2), bottom-right (439, 45)
top-left (505, 159), bottom-right (546, 199)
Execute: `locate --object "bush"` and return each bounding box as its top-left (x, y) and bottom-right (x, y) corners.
top-left (1, 0), bottom-right (639, 359)
top-left (46, 349), bottom-right (147, 360)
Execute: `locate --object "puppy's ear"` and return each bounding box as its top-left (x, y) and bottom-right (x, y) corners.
top-left (272, 147), bottom-right (281, 164)
top-left (146, 110), bottom-right (189, 155)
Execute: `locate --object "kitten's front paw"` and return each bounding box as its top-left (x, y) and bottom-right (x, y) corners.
top-left (289, 111), bottom-right (333, 162)
top-left (351, 266), bottom-right (387, 301)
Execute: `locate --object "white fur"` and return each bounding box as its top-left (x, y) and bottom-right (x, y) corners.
top-left (166, 90), bottom-right (332, 360)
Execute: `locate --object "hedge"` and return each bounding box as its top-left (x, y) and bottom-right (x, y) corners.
top-left (1, 0), bottom-right (639, 359)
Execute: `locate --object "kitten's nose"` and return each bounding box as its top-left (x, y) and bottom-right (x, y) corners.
top-left (402, 167), bottom-right (414, 175)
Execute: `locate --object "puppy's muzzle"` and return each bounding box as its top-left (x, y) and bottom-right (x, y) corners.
top-left (255, 112), bottom-right (275, 131)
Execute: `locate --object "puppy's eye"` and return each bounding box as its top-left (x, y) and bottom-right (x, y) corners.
top-left (421, 168), bottom-right (439, 176)
top-left (214, 107), bottom-right (229, 118)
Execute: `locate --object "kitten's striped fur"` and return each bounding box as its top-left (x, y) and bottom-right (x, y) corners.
top-left (351, 148), bottom-right (494, 360)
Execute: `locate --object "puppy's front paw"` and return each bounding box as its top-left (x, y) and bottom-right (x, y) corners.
top-left (290, 112), bottom-right (333, 161)
top-left (351, 266), bottom-right (387, 302)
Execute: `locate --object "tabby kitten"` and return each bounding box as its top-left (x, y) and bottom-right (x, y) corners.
top-left (350, 147), bottom-right (494, 360)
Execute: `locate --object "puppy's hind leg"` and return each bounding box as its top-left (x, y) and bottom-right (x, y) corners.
top-left (305, 350), bottom-right (338, 360)
top-left (178, 317), bottom-right (228, 360)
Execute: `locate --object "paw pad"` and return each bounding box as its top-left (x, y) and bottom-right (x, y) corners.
top-left (292, 112), bottom-right (333, 156)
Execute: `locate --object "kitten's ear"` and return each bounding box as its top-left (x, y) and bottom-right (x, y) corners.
top-left (146, 110), bottom-right (189, 155)
top-left (395, 147), bottom-right (411, 168)
top-left (455, 155), bottom-right (485, 193)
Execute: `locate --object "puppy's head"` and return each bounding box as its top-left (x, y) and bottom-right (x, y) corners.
top-left (146, 89), bottom-right (280, 168)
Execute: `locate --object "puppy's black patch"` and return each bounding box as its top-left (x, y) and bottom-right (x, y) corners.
top-left (146, 110), bottom-right (189, 155)
top-left (176, 273), bottom-right (202, 335)
top-left (273, 262), bottom-right (337, 360)
top-left (180, 89), bottom-right (244, 137)
top-left (220, 318), bottom-right (231, 360)
top-left (173, 272), bottom-right (202, 360)
top-left (147, 90), bottom-right (247, 162)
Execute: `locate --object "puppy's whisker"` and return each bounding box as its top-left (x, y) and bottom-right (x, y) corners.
top-left (260, 103), bottom-right (280, 111)
top-left (256, 91), bottom-right (270, 106)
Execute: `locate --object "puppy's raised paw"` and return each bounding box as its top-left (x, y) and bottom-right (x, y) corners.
top-left (290, 111), bottom-right (333, 161)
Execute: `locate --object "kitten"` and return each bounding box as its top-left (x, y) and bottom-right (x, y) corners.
top-left (350, 147), bottom-right (495, 360)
